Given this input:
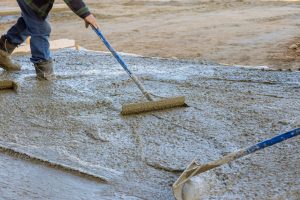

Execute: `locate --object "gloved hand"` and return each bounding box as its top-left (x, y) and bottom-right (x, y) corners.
top-left (84, 14), bottom-right (99, 28)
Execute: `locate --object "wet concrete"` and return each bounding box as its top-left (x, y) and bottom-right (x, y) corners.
top-left (0, 49), bottom-right (299, 199)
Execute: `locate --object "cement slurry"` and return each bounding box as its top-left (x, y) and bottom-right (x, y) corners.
top-left (0, 49), bottom-right (299, 199)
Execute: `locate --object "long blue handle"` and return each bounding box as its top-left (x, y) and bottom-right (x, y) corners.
top-left (91, 26), bottom-right (133, 76)
top-left (91, 26), bottom-right (155, 101)
top-left (179, 127), bottom-right (300, 186)
top-left (242, 127), bottom-right (300, 156)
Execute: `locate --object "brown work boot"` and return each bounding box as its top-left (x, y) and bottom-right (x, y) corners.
top-left (34, 59), bottom-right (55, 80)
top-left (0, 35), bottom-right (21, 71)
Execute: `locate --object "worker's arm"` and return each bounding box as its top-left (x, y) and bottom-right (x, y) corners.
top-left (63, 0), bottom-right (99, 28)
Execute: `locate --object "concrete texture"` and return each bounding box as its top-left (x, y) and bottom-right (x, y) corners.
top-left (0, 49), bottom-right (299, 199)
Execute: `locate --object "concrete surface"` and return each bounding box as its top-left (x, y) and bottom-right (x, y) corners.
top-left (0, 49), bottom-right (299, 199)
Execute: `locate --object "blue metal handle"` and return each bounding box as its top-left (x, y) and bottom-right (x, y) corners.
top-left (177, 127), bottom-right (300, 186)
top-left (91, 26), bottom-right (155, 101)
top-left (91, 26), bottom-right (133, 76)
top-left (243, 127), bottom-right (300, 156)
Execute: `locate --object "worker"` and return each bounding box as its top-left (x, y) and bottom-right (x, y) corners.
top-left (0, 0), bottom-right (99, 80)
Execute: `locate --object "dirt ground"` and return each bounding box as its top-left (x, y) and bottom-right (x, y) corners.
top-left (0, 49), bottom-right (299, 199)
top-left (1, 0), bottom-right (300, 70)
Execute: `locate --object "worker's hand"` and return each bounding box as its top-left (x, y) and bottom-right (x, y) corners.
top-left (84, 14), bottom-right (99, 29)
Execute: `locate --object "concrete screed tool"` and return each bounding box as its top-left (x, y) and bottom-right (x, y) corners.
top-left (0, 80), bottom-right (18, 91)
top-left (91, 26), bottom-right (187, 115)
top-left (173, 128), bottom-right (300, 200)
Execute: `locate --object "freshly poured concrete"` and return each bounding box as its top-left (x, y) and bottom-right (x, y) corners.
top-left (0, 49), bottom-right (299, 199)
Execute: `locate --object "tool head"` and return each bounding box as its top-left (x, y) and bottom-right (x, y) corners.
top-left (172, 160), bottom-right (200, 200)
top-left (0, 80), bottom-right (18, 91)
top-left (121, 96), bottom-right (187, 115)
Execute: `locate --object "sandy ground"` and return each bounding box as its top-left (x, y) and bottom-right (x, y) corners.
top-left (1, 0), bottom-right (300, 70)
top-left (0, 49), bottom-right (299, 199)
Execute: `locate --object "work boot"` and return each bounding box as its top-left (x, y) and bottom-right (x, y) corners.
top-left (0, 35), bottom-right (21, 71)
top-left (34, 59), bottom-right (55, 80)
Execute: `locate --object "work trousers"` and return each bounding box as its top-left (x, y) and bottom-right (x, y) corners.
top-left (6, 0), bottom-right (51, 63)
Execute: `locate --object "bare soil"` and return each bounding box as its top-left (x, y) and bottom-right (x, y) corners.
top-left (1, 0), bottom-right (300, 70)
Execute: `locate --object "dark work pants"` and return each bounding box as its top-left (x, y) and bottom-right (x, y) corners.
top-left (6, 0), bottom-right (51, 63)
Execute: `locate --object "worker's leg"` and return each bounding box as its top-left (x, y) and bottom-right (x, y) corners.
top-left (0, 17), bottom-right (27, 71)
top-left (6, 17), bottom-right (28, 45)
top-left (17, 0), bottom-right (55, 80)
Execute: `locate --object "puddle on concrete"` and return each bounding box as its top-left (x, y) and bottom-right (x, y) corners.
top-left (0, 49), bottom-right (299, 199)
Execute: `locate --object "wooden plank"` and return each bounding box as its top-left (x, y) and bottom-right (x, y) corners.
top-left (13, 39), bottom-right (76, 54)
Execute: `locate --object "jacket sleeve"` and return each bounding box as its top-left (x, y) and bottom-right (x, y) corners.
top-left (63, 0), bottom-right (91, 18)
